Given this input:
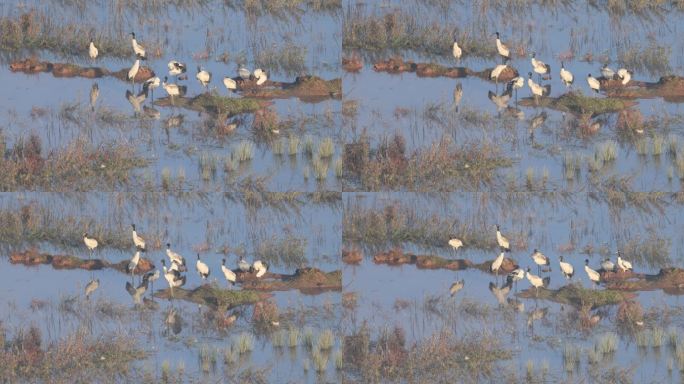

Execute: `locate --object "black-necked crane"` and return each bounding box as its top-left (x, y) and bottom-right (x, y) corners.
top-left (126, 279), bottom-right (148, 304)
top-left (127, 250), bottom-right (141, 277)
top-left (162, 259), bottom-right (185, 298)
top-left (88, 40), bottom-right (98, 61)
top-left (131, 224), bottom-right (146, 251)
top-left (584, 259), bottom-right (601, 288)
top-left (196, 253), bottom-right (210, 280)
top-left (488, 88), bottom-right (512, 110)
top-left (253, 68), bottom-right (267, 85)
top-left (89, 83), bottom-right (99, 112)
top-left (196, 66), bottom-right (211, 88)
top-left (83, 232), bottom-right (98, 258)
top-left (143, 76), bottom-right (160, 101)
top-left (601, 258), bottom-right (615, 272)
top-left (494, 32), bottom-right (510, 63)
top-left (448, 238), bottom-right (463, 250)
top-left (526, 267), bottom-right (544, 296)
top-left (126, 89), bottom-right (146, 115)
top-left (253, 260), bottom-right (268, 278)
top-left (238, 65), bottom-right (250, 80)
top-left (587, 74), bottom-right (600, 93)
top-left (162, 77), bottom-right (181, 106)
top-left (530, 52), bottom-right (551, 81)
top-left (600, 64), bottom-right (615, 79)
top-left (560, 62), bottom-right (574, 87)
top-left (143, 269), bottom-right (160, 296)
top-left (453, 83), bottom-right (462, 112)
top-left (85, 278), bottom-right (99, 299)
top-left (507, 76), bottom-right (524, 103)
top-left (166, 243), bottom-right (187, 271)
top-left (507, 268), bottom-right (525, 291)
top-left (527, 73), bottom-right (546, 99)
top-left (531, 249), bottom-right (550, 274)
top-left (223, 77), bottom-right (237, 96)
top-left (559, 255), bottom-right (574, 279)
top-left (617, 251), bottom-right (633, 271)
top-left (491, 251), bottom-right (505, 277)
top-left (221, 258), bottom-right (237, 286)
top-left (238, 257), bottom-right (250, 272)
top-left (495, 224), bottom-right (511, 251)
top-left (489, 280), bottom-right (512, 306)
top-left (130, 32), bottom-right (146, 60)
top-left (452, 40), bottom-right (462, 61)
top-left (617, 68), bottom-right (631, 85)
top-left (168, 60), bottom-right (187, 77)
top-left (490, 64), bottom-right (508, 86)
top-left (127, 59), bottom-right (140, 89)
top-left (449, 279), bottom-right (464, 297)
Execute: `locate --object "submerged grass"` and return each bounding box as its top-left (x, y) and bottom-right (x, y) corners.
top-left (254, 233), bottom-right (307, 267)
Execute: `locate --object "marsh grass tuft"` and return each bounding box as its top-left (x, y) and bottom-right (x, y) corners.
top-left (236, 141), bottom-right (254, 162)
top-left (235, 332), bottom-right (254, 355)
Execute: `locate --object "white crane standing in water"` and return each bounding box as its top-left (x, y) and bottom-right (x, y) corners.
top-left (494, 32), bottom-right (510, 63)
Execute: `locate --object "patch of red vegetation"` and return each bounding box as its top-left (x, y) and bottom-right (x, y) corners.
top-left (342, 248), bottom-right (363, 264)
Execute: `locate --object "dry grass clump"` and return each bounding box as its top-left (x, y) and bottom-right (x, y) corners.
top-left (0, 11), bottom-right (129, 58)
top-left (0, 134), bottom-right (145, 191)
top-left (343, 133), bottom-right (511, 191)
top-left (0, 325), bottom-right (143, 383)
top-left (343, 325), bottom-right (510, 382)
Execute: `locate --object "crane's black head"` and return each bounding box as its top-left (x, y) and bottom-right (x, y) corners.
top-left (164, 76), bottom-right (168, 82)
top-left (161, 259), bottom-right (166, 265)
top-left (528, 72), bottom-right (533, 77)
top-left (561, 61), bottom-right (564, 67)
top-left (585, 259), bottom-right (590, 264)
top-left (560, 255), bottom-right (564, 261)
top-left (602, 63), bottom-right (607, 68)
top-left (130, 32), bottom-right (136, 37)
top-left (496, 224), bottom-right (500, 230)
top-left (197, 253), bottom-right (200, 260)
top-left (495, 31), bottom-right (500, 37)
top-left (526, 266), bottom-right (531, 272)
top-left (222, 258), bottom-right (226, 264)
top-left (83, 232), bottom-right (88, 237)
top-left (166, 243), bottom-right (171, 248)
top-left (587, 74), bottom-right (592, 77)
top-left (531, 52), bottom-right (536, 58)
top-left (131, 223), bottom-right (136, 230)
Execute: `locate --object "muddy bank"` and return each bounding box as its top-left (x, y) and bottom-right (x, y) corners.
top-left (10, 248), bottom-right (154, 275)
top-left (518, 91), bottom-right (637, 115)
top-left (236, 267), bottom-right (342, 294)
top-left (516, 283), bottom-right (633, 309)
top-left (154, 284), bottom-right (269, 310)
top-left (372, 57), bottom-right (518, 82)
top-left (236, 76), bottom-right (342, 102)
top-left (10, 57), bottom-right (154, 83)
top-left (601, 75), bottom-right (684, 102)
top-left (342, 248), bottom-right (363, 265)
top-left (372, 249), bottom-right (518, 274)
top-left (603, 267), bottom-right (684, 294)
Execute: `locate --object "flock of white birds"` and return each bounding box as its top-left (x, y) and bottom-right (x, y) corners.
top-left (86, 32), bottom-right (268, 114)
top-left (452, 32), bottom-right (633, 98)
top-left (81, 224), bottom-right (269, 302)
top-left (447, 225), bottom-right (634, 297)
